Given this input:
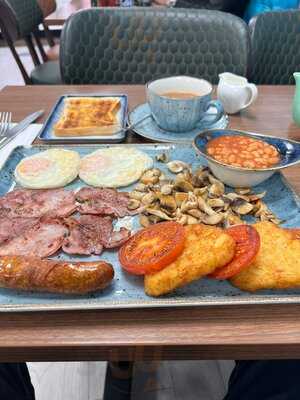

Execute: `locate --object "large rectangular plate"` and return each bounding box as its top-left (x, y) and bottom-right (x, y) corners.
top-left (38, 94), bottom-right (128, 144)
top-left (1, 143), bottom-right (300, 312)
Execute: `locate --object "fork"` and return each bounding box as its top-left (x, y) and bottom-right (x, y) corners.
top-left (0, 112), bottom-right (12, 137)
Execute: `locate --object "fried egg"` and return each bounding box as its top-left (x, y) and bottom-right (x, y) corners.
top-left (15, 149), bottom-right (80, 189)
top-left (79, 147), bottom-right (153, 187)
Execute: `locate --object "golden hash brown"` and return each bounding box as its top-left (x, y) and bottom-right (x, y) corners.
top-left (231, 221), bottom-right (300, 292)
top-left (144, 224), bottom-right (236, 297)
top-left (54, 97), bottom-right (121, 137)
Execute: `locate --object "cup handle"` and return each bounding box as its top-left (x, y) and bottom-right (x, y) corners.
top-left (240, 83), bottom-right (258, 110)
top-left (201, 100), bottom-right (224, 125)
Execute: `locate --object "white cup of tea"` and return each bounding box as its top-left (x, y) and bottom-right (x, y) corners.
top-left (146, 76), bottom-right (224, 132)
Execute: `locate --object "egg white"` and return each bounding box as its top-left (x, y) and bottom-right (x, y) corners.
top-left (15, 149), bottom-right (80, 189)
top-left (79, 147), bottom-right (153, 187)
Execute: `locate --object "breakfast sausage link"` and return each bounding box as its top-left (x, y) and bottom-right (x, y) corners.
top-left (0, 256), bottom-right (114, 294)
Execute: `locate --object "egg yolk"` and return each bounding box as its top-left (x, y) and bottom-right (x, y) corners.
top-left (19, 158), bottom-right (52, 176)
top-left (81, 155), bottom-right (112, 172)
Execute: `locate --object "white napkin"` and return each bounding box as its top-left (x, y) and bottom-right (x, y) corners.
top-left (0, 123), bottom-right (42, 169)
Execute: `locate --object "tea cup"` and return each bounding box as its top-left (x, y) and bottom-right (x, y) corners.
top-left (146, 76), bottom-right (224, 132)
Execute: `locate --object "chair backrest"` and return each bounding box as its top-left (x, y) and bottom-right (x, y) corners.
top-left (60, 8), bottom-right (250, 85)
top-left (250, 10), bottom-right (300, 84)
top-left (0, 0), bottom-right (43, 40)
top-left (0, 0), bottom-right (51, 83)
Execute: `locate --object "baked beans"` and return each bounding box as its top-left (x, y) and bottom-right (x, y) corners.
top-left (206, 135), bottom-right (280, 169)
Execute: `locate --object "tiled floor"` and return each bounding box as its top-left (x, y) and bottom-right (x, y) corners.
top-left (0, 44), bottom-right (33, 88)
top-left (132, 361), bottom-right (234, 400)
top-left (27, 361), bottom-right (234, 400)
top-left (28, 362), bottom-right (107, 400)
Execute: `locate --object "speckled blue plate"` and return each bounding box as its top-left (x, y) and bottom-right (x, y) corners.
top-left (1, 143), bottom-right (300, 312)
top-left (128, 103), bottom-right (229, 143)
top-left (38, 94), bottom-right (128, 143)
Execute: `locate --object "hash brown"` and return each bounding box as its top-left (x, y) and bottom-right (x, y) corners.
top-left (231, 221), bottom-right (300, 292)
top-left (144, 224), bottom-right (236, 297)
top-left (54, 97), bottom-right (121, 137)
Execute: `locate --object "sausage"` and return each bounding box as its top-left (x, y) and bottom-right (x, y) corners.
top-left (0, 256), bottom-right (114, 294)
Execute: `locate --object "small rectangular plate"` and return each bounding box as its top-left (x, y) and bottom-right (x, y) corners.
top-left (1, 143), bottom-right (300, 312)
top-left (38, 94), bottom-right (128, 143)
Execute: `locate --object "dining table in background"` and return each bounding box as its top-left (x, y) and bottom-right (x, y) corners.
top-left (45, 0), bottom-right (91, 26)
top-left (45, 0), bottom-right (164, 26)
top-left (0, 84), bottom-right (300, 362)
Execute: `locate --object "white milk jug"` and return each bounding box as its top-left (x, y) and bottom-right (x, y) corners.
top-left (217, 73), bottom-right (258, 114)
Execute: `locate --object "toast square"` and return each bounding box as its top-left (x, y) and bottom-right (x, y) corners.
top-left (53, 97), bottom-right (121, 137)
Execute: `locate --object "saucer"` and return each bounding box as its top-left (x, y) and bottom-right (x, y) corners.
top-left (128, 103), bottom-right (229, 143)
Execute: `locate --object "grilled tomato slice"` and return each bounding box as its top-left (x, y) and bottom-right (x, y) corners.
top-left (119, 221), bottom-right (185, 275)
top-left (210, 225), bottom-right (260, 280)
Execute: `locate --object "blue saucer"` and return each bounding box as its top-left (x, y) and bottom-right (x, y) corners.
top-left (128, 103), bottom-right (229, 143)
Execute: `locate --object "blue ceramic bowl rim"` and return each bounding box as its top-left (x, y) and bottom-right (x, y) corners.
top-left (146, 75), bottom-right (213, 101)
top-left (193, 129), bottom-right (300, 172)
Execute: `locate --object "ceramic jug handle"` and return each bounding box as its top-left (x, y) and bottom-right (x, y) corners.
top-left (241, 84), bottom-right (258, 110)
top-left (202, 100), bottom-right (224, 125)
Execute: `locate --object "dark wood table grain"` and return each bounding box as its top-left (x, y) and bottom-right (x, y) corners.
top-left (1, 84), bottom-right (300, 362)
top-left (45, 0), bottom-right (91, 26)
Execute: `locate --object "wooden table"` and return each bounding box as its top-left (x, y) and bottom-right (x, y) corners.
top-left (45, 0), bottom-right (91, 26)
top-left (44, 1), bottom-right (162, 26)
top-left (1, 84), bottom-right (300, 362)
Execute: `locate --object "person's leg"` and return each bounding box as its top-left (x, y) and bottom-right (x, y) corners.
top-left (103, 361), bottom-right (133, 400)
top-left (224, 360), bottom-right (300, 400)
top-left (0, 363), bottom-right (35, 400)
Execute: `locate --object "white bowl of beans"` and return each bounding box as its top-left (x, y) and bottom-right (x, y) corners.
top-left (194, 129), bottom-right (300, 188)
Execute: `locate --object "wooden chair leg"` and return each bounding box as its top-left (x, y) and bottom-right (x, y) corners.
top-left (33, 31), bottom-right (48, 62)
top-left (0, 23), bottom-right (31, 84)
top-left (24, 34), bottom-right (41, 66)
top-left (43, 22), bottom-right (55, 47)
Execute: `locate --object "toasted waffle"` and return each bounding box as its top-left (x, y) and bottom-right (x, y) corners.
top-left (54, 97), bottom-right (121, 137)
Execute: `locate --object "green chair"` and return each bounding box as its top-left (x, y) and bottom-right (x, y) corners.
top-left (250, 10), bottom-right (300, 84)
top-left (0, 0), bottom-right (61, 84)
top-left (60, 8), bottom-right (250, 84)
